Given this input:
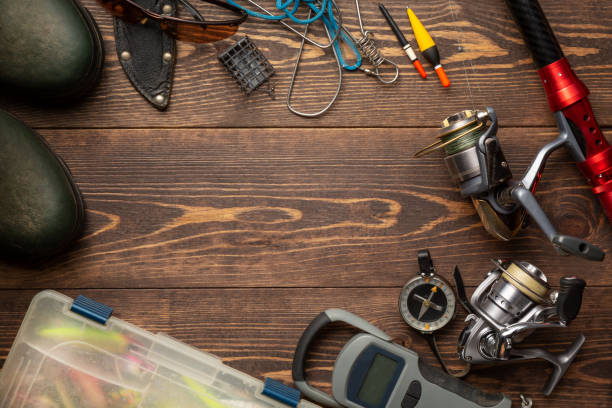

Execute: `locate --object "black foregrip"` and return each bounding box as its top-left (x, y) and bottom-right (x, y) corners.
top-left (505, 0), bottom-right (564, 68)
top-left (557, 277), bottom-right (586, 323)
top-left (292, 312), bottom-right (332, 382)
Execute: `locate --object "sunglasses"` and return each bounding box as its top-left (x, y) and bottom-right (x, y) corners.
top-left (98, 0), bottom-right (248, 43)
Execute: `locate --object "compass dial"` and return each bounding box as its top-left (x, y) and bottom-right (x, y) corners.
top-left (399, 275), bottom-right (456, 333)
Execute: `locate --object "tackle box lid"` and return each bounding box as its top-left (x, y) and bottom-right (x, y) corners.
top-left (0, 290), bottom-right (319, 408)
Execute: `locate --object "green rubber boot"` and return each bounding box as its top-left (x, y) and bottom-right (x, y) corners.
top-left (0, 111), bottom-right (85, 258)
top-left (0, 0), bottom-right (104, 101)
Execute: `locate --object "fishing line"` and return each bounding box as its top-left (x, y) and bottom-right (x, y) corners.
top-left (447, 0), bottom-right (477, 111)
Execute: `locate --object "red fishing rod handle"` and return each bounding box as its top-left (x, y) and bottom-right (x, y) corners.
top-left (505, 0), bottom-right (612, 222)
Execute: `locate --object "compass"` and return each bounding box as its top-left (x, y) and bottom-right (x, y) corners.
top-left (398, 250), bottom-right (469, 377)
top-left (399, 273), bottom-right (456, 333)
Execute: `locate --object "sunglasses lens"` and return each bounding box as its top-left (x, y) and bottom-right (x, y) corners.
top-left (162, 20), bottom-right (239, 43)
top-left (97, 0), bottom-right (144, 23)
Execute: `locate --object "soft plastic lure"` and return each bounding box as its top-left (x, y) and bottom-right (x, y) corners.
top-left (182, 376), bottom-right (229, 408)
top-left (38, 327), bottom-right (129, 354)
top-left (70, 370), bottom-right (108, 408)
top-left (55, 380), bottom-right (75, 408)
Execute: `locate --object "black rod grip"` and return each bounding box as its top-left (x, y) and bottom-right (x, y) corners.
top-left (505, 0), bottom-right (564, 68)
top-left (292, 312), bottom-right (332, 382)
top-left (557, 277), bottom-right (586, 323)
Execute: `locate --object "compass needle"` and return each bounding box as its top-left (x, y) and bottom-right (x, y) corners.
top-left (430, 302), bottom-right (445, 312)
top-left (417, 289), bottom-right (436, 320)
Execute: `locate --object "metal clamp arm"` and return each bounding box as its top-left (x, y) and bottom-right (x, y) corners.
top-left (292, 309), bottom-right (390, 407)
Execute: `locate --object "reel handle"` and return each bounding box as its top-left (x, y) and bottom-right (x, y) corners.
top-left (552, 235), bottom-right (604, 262)
top-left (511, 186), bottom-right (605, 261)
top-left (557, 277), bottom-right (586, 324)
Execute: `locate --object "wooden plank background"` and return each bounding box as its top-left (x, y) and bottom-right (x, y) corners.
top-left (1, 0), bottom-right (611, 407)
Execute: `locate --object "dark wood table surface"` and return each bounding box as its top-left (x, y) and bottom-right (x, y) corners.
top-left (1, 0), bottom-right (611, 406)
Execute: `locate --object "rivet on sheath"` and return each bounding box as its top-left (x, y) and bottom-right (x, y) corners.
top-left (163, 52), bottom-right (172, 62)
top-left (155, 94), bottom-right (165, 104)
top-left (162, 4), bottom-right (172, 14)
top-left (121, 51), bottom-right (131, 61)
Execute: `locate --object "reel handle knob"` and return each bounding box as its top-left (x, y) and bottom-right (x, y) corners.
top-left (557, 277), bottom-right (587, 324)
top-left (552, 235), bottom-right (605, 262)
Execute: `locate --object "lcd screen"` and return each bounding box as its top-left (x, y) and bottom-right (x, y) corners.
top-left (357, 353), bottom-right (399, 407)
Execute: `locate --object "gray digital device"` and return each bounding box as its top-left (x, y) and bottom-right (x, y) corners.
top-left (292, 309), bottom-right (512, 408)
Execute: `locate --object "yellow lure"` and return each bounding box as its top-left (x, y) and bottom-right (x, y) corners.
top-left (39, 327), bottom-right (129, 354)
top-left (407, 8), bottom-right (435, 53)
top-left (183, 376), bottom-right (228, 408)
top-left (55, 380), bottom-right (75, 408)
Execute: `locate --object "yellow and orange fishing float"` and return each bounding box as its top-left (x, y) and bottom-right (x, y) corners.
top-left (407, 8), bottom-right (450, 87)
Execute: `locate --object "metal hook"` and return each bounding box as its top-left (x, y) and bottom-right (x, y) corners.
top-left (287, 10), bottom-right (342, 117)
top-left (366, 58), bottom-right (400, 84)
top-left (265, 81), bottom-right (276, 99)
top-left (350, 0), bottom-right (400, 84)
top-left (344, 29), bottom-right (400, 84)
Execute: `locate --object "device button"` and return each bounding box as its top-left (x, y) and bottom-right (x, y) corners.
top-left (401, 381), bottom-right (422, 408)
top-left (401, 394), bottom-right (418, 408)
top-left (408, 380), bottom-right (422, 398)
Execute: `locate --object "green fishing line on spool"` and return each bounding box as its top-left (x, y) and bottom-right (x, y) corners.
top-left (442, 121), bottom-right (486, 156)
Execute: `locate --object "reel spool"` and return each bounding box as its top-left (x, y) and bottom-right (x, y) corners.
top-left (415, 110), bottom-right (488, 158)
top-left (499, 261), bottom-right (550, 305)
top-left (414, 107), bottom-right (604, 261)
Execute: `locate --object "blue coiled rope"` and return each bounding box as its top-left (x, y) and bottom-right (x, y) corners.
top-left (225, 0), bottom-right (362, 70)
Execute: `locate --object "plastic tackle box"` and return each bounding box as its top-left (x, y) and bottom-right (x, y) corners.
top-left (0, 290), bottom-right (319, 408)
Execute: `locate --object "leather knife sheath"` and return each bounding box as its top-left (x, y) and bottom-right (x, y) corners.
top-left (113, 0), bottom-right (176, 110)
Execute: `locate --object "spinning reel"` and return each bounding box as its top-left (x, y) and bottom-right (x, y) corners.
top-left (455, 260), bottom-right (586, 396)
top-left (415, 107), bottom-right (605, 261)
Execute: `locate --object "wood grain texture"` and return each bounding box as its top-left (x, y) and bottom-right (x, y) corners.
top-left (0, 127), bottom-right (609, 288)
top-left (1, 0), bottom-right (611, 128)
top-left (1, 0), bottom-right (611, 406)
top-left (1, 288), bottom-right (610, 407)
